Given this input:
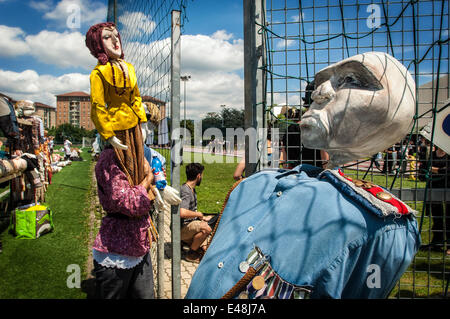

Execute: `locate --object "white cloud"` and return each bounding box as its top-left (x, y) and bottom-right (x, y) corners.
top-left (182, 34), bottom-right (243, 73)
top-left (0, 29), bottom-right (245, 119)
top-left (292, 12), bottom-right (304, 22)
top-left (211, 30), bottom-right (234, 41)
top-left (124, 31), bottom-right (244, 81)
top-left (42, 0), bottom-right (107, 28)
top-left (0, 24), bottom-right (97, 69)
top-left (25, 30), bottom-right (97, 69)
top-left (0, 25), bottom-right (30, 57)
top-left (0, 69), bottom-right (40, 94)
top-left (0, 69), bottom-right (90, 106)
top-left (0, 19), bottom-right (246, 120)
top-left (119, 11), bottom-right (156, 41)
top-left (268, 92), bottom-right (301, 108)
top-left (40, 72), bottom-right (90, 93)
top-left (182, 72), bottom-right (244, 120)
top-left (29, 0), bottom-right (53, 11)
top-left (276, 39), bottom-right (295, 49)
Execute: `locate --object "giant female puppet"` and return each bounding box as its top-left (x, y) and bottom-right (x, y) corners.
top-left (186, 52), bottom-right (421, 299)
top-left (85, 22), bottom-right (148, 186)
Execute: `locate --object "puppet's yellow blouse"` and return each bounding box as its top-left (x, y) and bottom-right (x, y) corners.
top-left (89, 60), bottom-right (147, 141)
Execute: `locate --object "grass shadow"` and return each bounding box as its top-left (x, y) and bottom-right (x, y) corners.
top-left (163, 241), bottom-right (191, 260)
top-left (50, 183), bottom-right (89, 191)
top-left (392, 289), bottom-right (449, 299)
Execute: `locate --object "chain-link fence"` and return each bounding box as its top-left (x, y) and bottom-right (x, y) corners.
top-left (107, 0), bottom-right (189, 155)
top-left (248, 0), bottom-right (449, 298)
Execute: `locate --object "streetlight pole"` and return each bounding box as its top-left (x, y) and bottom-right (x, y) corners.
top-left (180, 75), bottom-right (191, 142)
top-left (220, 104), bottom-right (226, 128)
top-left (220, 104), bottom-right (226, 154)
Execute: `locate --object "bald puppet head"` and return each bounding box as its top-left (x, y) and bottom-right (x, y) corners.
top-left (300, 52), bottom-right (416, 167)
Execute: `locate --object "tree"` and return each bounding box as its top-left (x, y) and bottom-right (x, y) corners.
top-left (180, 119), bottom-right (194, 144)
top-left (49, 123), bottom-right (94, 144)
top-left (201, 108), bottom-right (244, 134)
top-left (202, 112), bottom-right (222, 133)
top-left (220, 107), bottom-right (244, 129)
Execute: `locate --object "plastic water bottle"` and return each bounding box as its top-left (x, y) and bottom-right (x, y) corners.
top-left (151, 156), bottom-right (167, 190)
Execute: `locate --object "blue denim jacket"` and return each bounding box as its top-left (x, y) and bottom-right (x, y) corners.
top-left (185, 165), bottom-right (420, 299)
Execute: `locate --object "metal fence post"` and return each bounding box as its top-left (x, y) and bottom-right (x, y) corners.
top-left (244, 0), bottom-right (266, 177)
top-left (170, 9), bottom-right (182, 299)
top-left (113, 0), bottom-right (117, 25)
top-left (156, 203), bottom-right (165, 297)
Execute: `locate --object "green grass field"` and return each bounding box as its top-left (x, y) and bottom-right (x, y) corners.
top-left (0, 150), bottom-right (92, 299)
top-left (182, 151), bottom-right (241, 214)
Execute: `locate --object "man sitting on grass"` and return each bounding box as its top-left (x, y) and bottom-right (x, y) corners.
top-left (180, 163), bottom-right (212, 263)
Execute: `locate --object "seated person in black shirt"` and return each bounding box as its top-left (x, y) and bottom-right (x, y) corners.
top-left (180, 163), bottom-right (212, 263)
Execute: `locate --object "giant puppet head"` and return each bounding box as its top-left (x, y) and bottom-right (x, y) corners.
top-left (300, 52), bottom-right (416, 167)
top-left (85, 22), bottom-right (124, 65)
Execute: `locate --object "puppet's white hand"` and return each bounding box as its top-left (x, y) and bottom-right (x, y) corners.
top-left (141, 123), bottom-right (147, 142)
top-left (108, 136), bottom-right (128, 150)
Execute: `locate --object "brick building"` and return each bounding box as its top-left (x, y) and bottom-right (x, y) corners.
top-left (55, 91), bottom-right (94, 130)
top-left (34, 102), bottom-right (56, 129)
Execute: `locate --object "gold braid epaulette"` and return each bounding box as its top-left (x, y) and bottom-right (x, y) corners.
top-left (206, 178), bottom-right (245, 249)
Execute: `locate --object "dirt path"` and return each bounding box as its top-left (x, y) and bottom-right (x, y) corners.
top-left (81, 164), bottom-right (102, 297)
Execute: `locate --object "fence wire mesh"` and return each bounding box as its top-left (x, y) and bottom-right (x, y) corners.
top-left (260, 0), bottom-right (449, 298)
top-left (107, 0), bottom-right (189, 157)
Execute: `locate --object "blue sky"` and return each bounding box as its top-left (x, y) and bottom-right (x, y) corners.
top-left (183, 0), bottom-right (243, 37)
top-left (0, 0), bottom-right (447, 120)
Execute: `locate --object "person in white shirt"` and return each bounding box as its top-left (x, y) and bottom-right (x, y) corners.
top-left (64, 139), bottom-right (72, 160)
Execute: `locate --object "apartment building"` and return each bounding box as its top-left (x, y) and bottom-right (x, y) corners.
top-left (55, 91), bottom-right (94, 130)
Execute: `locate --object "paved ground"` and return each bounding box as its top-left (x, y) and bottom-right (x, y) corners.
top-left (158, 206), bottom-right (199, 299)
top-left (156, 146), bottom-right (242, 299)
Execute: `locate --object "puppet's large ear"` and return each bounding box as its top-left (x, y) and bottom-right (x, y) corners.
top-left (108, 136), bottom-right (128, 150)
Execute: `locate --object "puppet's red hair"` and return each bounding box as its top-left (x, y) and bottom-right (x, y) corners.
top-left (85, 22), bottom-right (124, 65)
